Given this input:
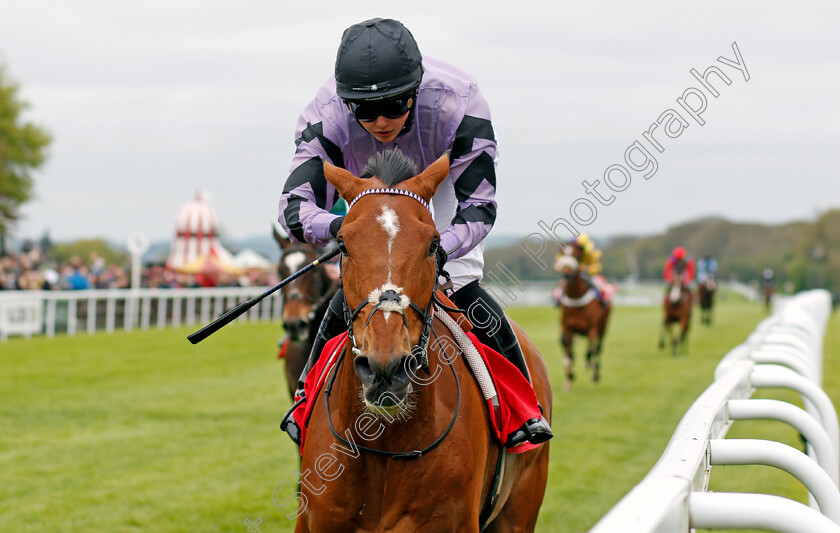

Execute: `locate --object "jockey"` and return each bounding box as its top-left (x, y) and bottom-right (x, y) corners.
top-left (277, 18), bottom-right (551, 447)
top-left (696, 255), bottom-right (718, 285)
top-left (664, 246), bottom-right (695, 291)
top-left (762, 268), bottom-right (775, 287)
top-left (554, 233), bottom-right (614, 303)
top-left (572, 233), bottom-right (603, 276)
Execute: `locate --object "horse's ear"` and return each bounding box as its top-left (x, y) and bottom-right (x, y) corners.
top-left (324, 160), bottom-right (368, 204)
top-left (273, 224), bottom-right (290, 249)
top-left (403, 153), bottom-right (450, 202)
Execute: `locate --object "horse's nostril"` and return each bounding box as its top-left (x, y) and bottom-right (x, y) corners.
top-left (354, 355), bottom-right (414, 388)
top-left (354, 356), bottom-right (377, 385)
top-left (391, 355), bottom-right (414, 386)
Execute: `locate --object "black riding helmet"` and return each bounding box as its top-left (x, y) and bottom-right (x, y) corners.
top-left (335, 18), bottom-right (423, 133)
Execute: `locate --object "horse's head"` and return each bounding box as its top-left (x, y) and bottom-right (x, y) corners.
top-left (273, 228), bottom-right (329, 342)
top-left (554, 248), bottom-right (580, 280)
top-left (324, 150), bottom-right (450, 418)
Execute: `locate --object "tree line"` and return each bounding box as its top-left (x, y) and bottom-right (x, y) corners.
top-left (484, 210), bottom-right (840, 293)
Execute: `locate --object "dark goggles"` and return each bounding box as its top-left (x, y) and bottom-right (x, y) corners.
top-left (346, 92), bottom-right (415, 122)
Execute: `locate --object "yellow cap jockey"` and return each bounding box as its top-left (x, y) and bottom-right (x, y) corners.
top-left (556, 233), bottom-right (602, 275)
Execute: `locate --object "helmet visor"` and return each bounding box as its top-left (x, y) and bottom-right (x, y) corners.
top-left (346, 91), bottom-right (415, 122)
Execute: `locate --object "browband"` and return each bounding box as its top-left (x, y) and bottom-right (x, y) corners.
top-left (348, 187), bottom-right (431, 214)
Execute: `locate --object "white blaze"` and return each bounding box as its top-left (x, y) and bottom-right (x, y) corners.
top-left (376, 205), bottom-right (401, 293)
top-left (284, 251), bottom-right (307, 273)
top-left (376, 206), bottom-right (400, 253)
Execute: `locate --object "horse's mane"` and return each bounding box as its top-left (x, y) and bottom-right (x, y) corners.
top-left (361, 149), bottom-right (419, 186)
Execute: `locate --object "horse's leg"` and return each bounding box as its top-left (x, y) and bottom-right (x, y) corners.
top-left (592, 305), bottom-right (611, 383)
top-left (588, 330), bottom-right (600, 383)
top-left (666, 313), bottom-right (679, 356)
top-left (485, 448), bottom-right (549, 533)
top-left (561, 330), bottom-right (574, 391)
top-left (681, 312), bottom-right (691, 355)
top-left (671, 322), bottom-right (679, 356)
top-left (658, 316), bottom-right (667, 350)
top-left (709, 294), bottom-right (714, 325)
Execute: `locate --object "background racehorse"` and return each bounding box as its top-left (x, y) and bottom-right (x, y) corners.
top-left (554, 246), bottom-right (611, 391)
top-left (698, 273), bottom-right (716, 325)
top-left (763, 282), bottom-right (775, 313)
top-left (659, 272), bottom-right (692, 355)
top-left (273, 227), bottom-right (339, 400)
top-left (294, 152), bottom-right (551, 532)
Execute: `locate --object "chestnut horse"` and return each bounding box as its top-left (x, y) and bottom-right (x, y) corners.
top-left (554, 247), bottom-right (611, 390)
top-left (698, 273), bottom-right (715, 326)
top-left (273, 228), bottom-right (339, 400)
top-left (659, 272), bottom-right (692, 355)
top-left (294, 152), bottom-right (551, 532)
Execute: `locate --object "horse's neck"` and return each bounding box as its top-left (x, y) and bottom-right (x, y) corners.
top-left (564, 274), bottom-right (590, 298)
top-left (668, 283), bottom-right (683, 303)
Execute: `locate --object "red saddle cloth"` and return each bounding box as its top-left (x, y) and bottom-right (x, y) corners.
top-left (291, 330), bottom-right (543, 455)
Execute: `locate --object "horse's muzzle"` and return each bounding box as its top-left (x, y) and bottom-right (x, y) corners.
top-left (282, 318), bottom-right (309, 342)
top-left (354, 354), bottom-right (414, 407)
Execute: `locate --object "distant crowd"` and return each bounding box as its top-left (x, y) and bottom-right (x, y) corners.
top-left (0, 246), bottom-right (278, 291)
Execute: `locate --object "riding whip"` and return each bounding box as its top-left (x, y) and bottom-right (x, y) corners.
top-left (187, 247), bottom-right (340, 344)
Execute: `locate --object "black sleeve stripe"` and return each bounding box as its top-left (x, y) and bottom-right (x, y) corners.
top-left (283, 193), bottom-right (309, 242)
top-left (452, 203), bottom-right (497, 226)
top-left (453, 151), bottom-right (496, 204)
top-left (283, 157), bottom-right (327, 200)
top-left (450, 116), bottom-right (495, 162)
top-left (295, 121), bottom-right (345, 169)
top-left (283, 157), bottom-right (333, 243)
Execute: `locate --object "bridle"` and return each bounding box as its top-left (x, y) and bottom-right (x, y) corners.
top-left (340, 188), bottom-right (444, 374)
top-left (279, 244), bottom-right (339, 326)
top-left (325, 187), bottom-right (463, 460)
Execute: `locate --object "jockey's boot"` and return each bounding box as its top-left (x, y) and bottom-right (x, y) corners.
top-left (281, 290), bottom-right (345, 446)
top-left (453, 280), bottom-right (553, 447)
top-left (492, 316), bottom-right (554, 447)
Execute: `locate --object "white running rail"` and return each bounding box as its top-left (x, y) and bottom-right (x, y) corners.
top-left (0, 287), bottom-right (283, 341)
top-left (589, 290), bottom-right (839, 532)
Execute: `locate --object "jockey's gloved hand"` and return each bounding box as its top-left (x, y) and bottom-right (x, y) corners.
top-left (329, 216), bottom-right (345, 239)
top-left (435, 243), bottom-right (447, 273)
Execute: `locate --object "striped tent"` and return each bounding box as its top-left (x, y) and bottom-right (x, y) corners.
top-left (166, 189), bottom-right (236, 271)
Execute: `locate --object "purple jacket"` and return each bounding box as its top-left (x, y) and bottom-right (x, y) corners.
top-left (278, 57), bottom-right (498, 262)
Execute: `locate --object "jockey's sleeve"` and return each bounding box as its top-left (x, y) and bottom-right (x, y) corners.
top-left (663, 261), bottom-right (673, 282)
top-left (438, 84), bottom-right (498, 260)
top-left (278, 95), bottom-right (346, 245)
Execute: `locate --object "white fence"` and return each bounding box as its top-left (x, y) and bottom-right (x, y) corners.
top-left (589, 289), bottom-right (839, 532)
top-left (0, 287), bottom-right (283, 341)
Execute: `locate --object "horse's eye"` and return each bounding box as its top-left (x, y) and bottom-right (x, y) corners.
top-left (428, 237), bottom-right (440, 256)
top-left (337, 237), bottom-right (348, 256)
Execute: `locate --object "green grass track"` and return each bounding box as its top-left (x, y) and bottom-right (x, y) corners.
top-left (2, 294), bottom-right (838, 532)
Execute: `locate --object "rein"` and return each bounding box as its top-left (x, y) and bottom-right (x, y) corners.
top-left (323, 326), bottom-right (462, 460)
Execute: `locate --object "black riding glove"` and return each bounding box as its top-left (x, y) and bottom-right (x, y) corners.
top-left (435, 244), bottom-right (447, 274)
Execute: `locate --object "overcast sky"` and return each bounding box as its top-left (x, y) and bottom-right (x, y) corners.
top-left (2, 1), bottom-right (839, 247)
